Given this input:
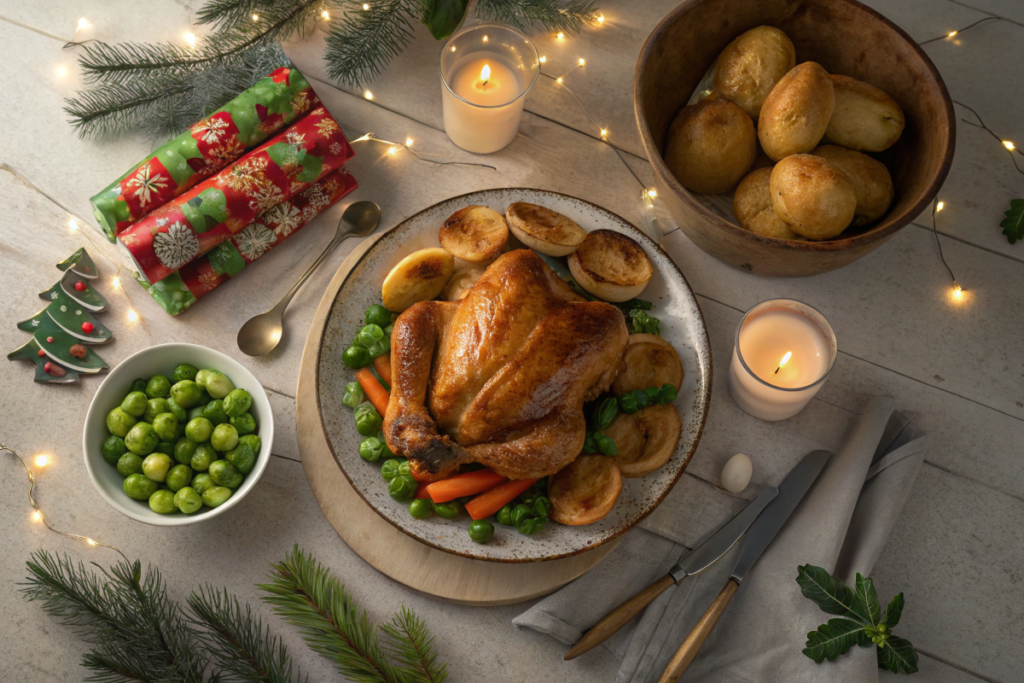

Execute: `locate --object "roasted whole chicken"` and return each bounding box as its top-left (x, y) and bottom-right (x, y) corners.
top-left (383, 249), bottom-right (629, 480)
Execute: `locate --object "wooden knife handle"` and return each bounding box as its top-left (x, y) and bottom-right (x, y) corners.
top-left (564, 574), bottom-right (676, 660)
top-left (656, 578), bottom-right (740, 683)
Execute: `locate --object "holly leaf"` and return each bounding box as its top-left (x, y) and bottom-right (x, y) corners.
top-left (877, 635), bottom-right (919, 674)
top-left (882, 593), bottom-right (904, 629)
top-left (796, 565), bottom-right (857, 617)
top-left (803, 618), bottom-right (871, 663)
top-left (854, 573), bottom-right (881, 626)
top-left (421, 0), bottom-right (469, 40)
top-left (1000, 198), bottom-right (1024, 244)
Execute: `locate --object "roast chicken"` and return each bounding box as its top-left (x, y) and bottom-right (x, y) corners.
top-left (383, 249), bottom-right (629, 480)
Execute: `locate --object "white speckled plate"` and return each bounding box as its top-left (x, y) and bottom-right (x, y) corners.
top-left (316, 189), bottom-right (711, 562)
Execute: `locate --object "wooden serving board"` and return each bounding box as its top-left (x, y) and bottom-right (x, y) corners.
top-left (295, 232), bottom-right (619, 606)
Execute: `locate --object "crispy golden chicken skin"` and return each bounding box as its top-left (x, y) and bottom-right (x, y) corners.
top-left (384, 249), bottom-right (628, 480)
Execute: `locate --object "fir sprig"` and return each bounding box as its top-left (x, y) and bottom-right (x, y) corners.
top-left (323, 0), bottom-right (421, 87)
top-left (475, 0), bottom-right (598, 33)
top-left (381, 607), bottom-right (448, 683)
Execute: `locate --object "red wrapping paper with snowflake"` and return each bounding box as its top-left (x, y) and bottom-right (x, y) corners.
top-left (118, 106), bottom-right (353, 284)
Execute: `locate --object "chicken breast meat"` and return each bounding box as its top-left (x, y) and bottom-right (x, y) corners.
top-left (384, 249), bottom-right (629, 480)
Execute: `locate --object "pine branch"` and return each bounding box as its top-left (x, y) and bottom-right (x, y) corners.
top-left (474, 0), bottom-right (598, 33)
top-left (381, 607), bottom-right (448, 683)
top-left (323, 0), bottom-right (421, 87)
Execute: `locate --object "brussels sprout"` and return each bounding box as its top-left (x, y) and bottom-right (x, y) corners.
top-left (365, 339), bottom-right (389, 359)
top-left (342, 345), bottom-right (370, 368)
top-left (226, 443), bottom-right (256, 474)
top-left (145, 375), bottom-right (171, 398)
top-left (380, 459), bottom-right (403, 481)
top-left (209, 459), bottom-right (243, 489)
top-left (357, 324), bottom-right (385, 348)
top-left (152, 413), bottom-right (179, 441)
top-left (188, 405), bottom-right (207, 421)
top-left (144, 398), bottom-right (171, 423)
top-left (117, 452), bottom-right (144, 477)
top-left (398, 460), bottom-right (411, 476)
top-left (383, 324), bottom-right (394, 337)
top-left (166, 397), bottom-right (188, 422)
top-left (185, 417), bottom-right (214, 443)
top-left (617, 392), bottom-right (638, 414)
top-left (594, 432), bottom-right (617, 457)
top-left (123, 473), bottom-right (158, 500)
top-left (170, 380), bottom-right (203, 408)
top-left (376, 431), bottom-right (396, 458)
top-left (359, 436), bottom-right (385, 462)
top-left (238, 434), bottom-right (262, 455)
top-left (342, 382), bottom-right (365, 408)
top-left (408, 498), bottom-right (433, 518)
top-left (204, 372), bottom-right (235, 399)
top-left (174, 486), bottom-right (202, 514)
top-left (229, 412), bottom-right (256, 435)
top-left (125, 422), bottom-right (159, 456)
top-left (130, 378), bottom-right (148, 393)
top-left (191, 473), bottom-right (215, 495)
top-left (191, 444), bottom-right (217, 472)
top-left (203, 399), bottom-right (229, 425)
top-left (101, 435), bottom-right (128, 465)
top-left (120, 391), bottom-right (148, 417)
top-left (172, 364), bottom-right (199, 383)
top-left (591, 397), bottom-right (619, 432)
top-left (517, 516), bottom-right (545, 535)
top-left (142, 452), bottom-right (172, 482)
top-left (365, 304), bottom-right (392, 328)
top-left (149, 489), bottom-right (176, 514)
top-left (354, 402), bottom-right (383, 437)
top-left (431, 500), bottom-right (461, 519)
top-left (166, 464), bottom-right (193, 492)
top-left (201, 486), bottom-right (233, 508)
top-left (195, 368), bottom-right (214, 389)
top-left (106, 407), bottom-right (137, 438)
top-left (388, 473), bottom-right (418, 501)
top-left (468, 520), bottom-right (494, 543)
top-left (223, 388), bottom-right (252, 417)
top-left (659, 383), bottom-right (678, 405)
top-left (496, 505), bottom-right (514, 526)
top-left (174, 437), bottom-right (198, 466)
top-left (211, 423), bottom-right (239, 452)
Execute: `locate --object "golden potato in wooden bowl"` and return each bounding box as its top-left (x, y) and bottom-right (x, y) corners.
top-left (733, 167), bottom-right (800, 239)
top-left (825, 74), bottom-right (905, 152)
top-left (664, 95), bottom-right (756, 194)
top-left (770, 154), bottom-right (856, 240)
top-left (713, 26), bottom-right (796, 120)
top-left (758, 62), bottom-right (834, 161)
top-left (812, 145), bottom-right (894, 227)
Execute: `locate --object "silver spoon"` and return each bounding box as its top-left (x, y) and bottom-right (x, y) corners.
top-left (237, 201), bottom-right (381, 356)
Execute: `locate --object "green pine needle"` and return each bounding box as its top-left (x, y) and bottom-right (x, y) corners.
top-left (475, 0), bottom-right (598, 33)
top-left (323, 0), bottom-right (421, 87)
top-left (381, 607), bottom-right (448, 683)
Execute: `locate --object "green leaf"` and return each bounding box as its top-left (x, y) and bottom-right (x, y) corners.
top-left (854, 573), bottom-right (881, 626)
top-left (877, 635), bottom-right (919, 674)
top-left (1000, 198), bottom-right (1024, 244)
top-left (796, 565), bottom-right (857, 617)
top-left (421, 0), bottom-right (469, 40)
top-left (802, 618), bottom-right (871, 663)
top-left (882, 593), bottom-right (904, 629)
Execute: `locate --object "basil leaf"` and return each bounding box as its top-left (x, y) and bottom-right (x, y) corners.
top-left (421, 0), bottom-right (469, 40)
top-left (854, 573), bottom-right (881, 626)
top-left (592, 397), bottom-right (619, 431)
top-left (796, 564), bottom-right (857, 617)
top-left (876, 635), bottom-right (919, 674)
top-left (882, 593), bottom-right (904, 629)
top-left (802, 618), bottom-right (871, 663)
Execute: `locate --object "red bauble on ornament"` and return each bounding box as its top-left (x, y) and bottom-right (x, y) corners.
top-left (46, 336), bottom-right (54, 343)
top-left (74, 281), bottom-right (87, 292)
top-left (81, 322), bottom-right (95, 333)
top-left (37, 349), bottom-right (46, 357)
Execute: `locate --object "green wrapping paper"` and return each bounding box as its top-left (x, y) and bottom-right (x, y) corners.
top-left (89, 67), bottom-right (319, 241)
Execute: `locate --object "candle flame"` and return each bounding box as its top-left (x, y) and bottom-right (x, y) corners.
top-left (774, 351), bottom-right (792, 374)
top-left (480, 64), bottom-right (491, 82)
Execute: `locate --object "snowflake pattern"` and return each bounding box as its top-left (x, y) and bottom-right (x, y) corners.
top-left (192, 116), bottom-right (229, 144)
top-left (264, 202), bottom-right (303, 238)
top-left (303, 184), bottom-right (332, 211)
top-left (248, 183), bottom-right (285, 213)
top-left (329, 142), bottom-right (344, 156)
top-left (234, 224), bottom-right (276, 260)
top-left (121, 233), bottom-right (140, 248)
top-left (152, 221), bottom-right (200, 270)
top-left (286, 130), bottom-right (306, 145)
top-left (127, 164), bottom-right (169, 209)
top-left (291, 91), bottom-right (311, 114)
top-left (316, 117), bottom-right (340, 138)
top-left (197, 271), bottom-right (220, 291)
top-left (301, 205), bottom-right (318, 222)
top-left (223, 156), bottom-right (269, 194)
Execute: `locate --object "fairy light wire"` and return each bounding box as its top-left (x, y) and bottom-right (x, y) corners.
top-left (347, 131), bottom-right (497, 170)
top-left (918, 16), bottom-right (999, 45)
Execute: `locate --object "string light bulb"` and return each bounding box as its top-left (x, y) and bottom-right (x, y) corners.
top-left (387, 146), bottom-right (398, 156)
top-left (539, 56), bottom-right (546, 64)
top-left (597, 15), bottom-right (605, 24)
top-left (556, 77), bottom-right (563, 84)
top-left (405, 137), bottom-right (413, 146)
top-left (112, 276), bottom-right (121, 288)
top-left (647, 188), bottom-right (657, 198)
top-left (32, 511), bottom-right (42, 522)
top-left (34, 454), bottom-right (49, 467)
top-left (483, 35), bottom-right (489, 42)
top-left (578, 58), bottom-right (586, 66)
top-left (557, 32), bottom-right (565, 40)
top-left (952, 282), bottom-right (963, 300)
top-left (56, 65), bottom-right (68, 77)
top-left (321, 9), bottom-right (329, 19)
top-left (87, 538), bottom-right (97, 546)
top-left (1003, 140), bottom-right (1015, 151)
top-left (600, 128), bottom-right (608, 138)
top-left (363, 3), bottom-right (369, 9)
top-left (948, 30), bottom-right (958, 38)
top-left (184, 32), bottom-right (196, 47)
top-left (251, 13), bottom-right (259, 21)
top-left (936, 200), bottom-right (944, 212)
top-left (68, 219), bottom-right (79, 231)
top-left (364, 90), bottom-right (373, 100)
top-left (127, 309), bottom-right (139, 323)
top-left (77, 18), bottom-right (89, 30)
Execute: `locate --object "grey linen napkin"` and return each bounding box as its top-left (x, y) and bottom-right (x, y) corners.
top-left (514, 396), bottom-right (929, 682)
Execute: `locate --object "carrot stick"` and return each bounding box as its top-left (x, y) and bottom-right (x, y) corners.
top-left (414, 482), bottom-right (431, 499)
top-left (373, 353), bottom-right (393, 386)
top-left (410, 468), bottom-right (449, 483)
top-left (426, 469), bottom-right (508, 504)
top-left (465, 478), bottom-right (540, 520)
top-left (355, 367), bottom-right (389, 416)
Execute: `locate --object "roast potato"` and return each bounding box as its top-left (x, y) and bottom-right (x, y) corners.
top-left (382, 248), bottom-right (455, 312)
top-left (825, 74), bottom-right (905, 152)
top-left (612, 333), bottom-right (684, 395)
top-left (549, 454), bottom-right (622, 525)
top-left (758, 62), bottom-right (835, 161)
top-left (713, 26), bottom-right (796, 120)
top-left (733, 168), bottom-right (801, 240)
top-left (505, 202), bottom-right (587, 257)
top-left (812, 145), bottom-right (894, 226)
top-left (770, 154), bottom-right (856, 240)
top-left (568, 229), bottom-right (653, 302)
top-left (439, 205), bottom-right (508, 263)
top-left (605, 404), bottom-right (681, 477)
top-left (440, 265), bottom-right (486, 301)
top-left (664, 95), bottom-right (757, 194)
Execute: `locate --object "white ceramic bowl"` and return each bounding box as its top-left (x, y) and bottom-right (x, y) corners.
top-left (83, 343), bottom-right (274, 526)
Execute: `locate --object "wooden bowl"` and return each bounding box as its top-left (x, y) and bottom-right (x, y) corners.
top-left (634, 0), bottom-right (955, 277)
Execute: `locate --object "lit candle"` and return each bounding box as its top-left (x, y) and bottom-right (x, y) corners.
top-left (440, 23), bottom-right (539, 154)
top-left (728, 299), bottom-right (837, 421)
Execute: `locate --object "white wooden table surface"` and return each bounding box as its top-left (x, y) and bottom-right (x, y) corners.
top-left (1, 1), bottom-right (1021, 681)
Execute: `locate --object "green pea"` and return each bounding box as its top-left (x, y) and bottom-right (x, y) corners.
top-left (223, 388), bottom-right (252, 417)
top-left (174, 437), bottom-right (198, 466)
top-left (342, 345), bottom-right (370, 368)
top-left (229, 412), bottom-right (256, 435)
top-left (101, 435), bottom-right (127, 465)
top-left (431, 500), bottom-right (461, 519)
top-left (191, 473), bottom-right (215, 495)
top-left (197, 389), bottom-right (212, 406)
top-left (359, 436), bottom-right (385, 462)
top-left (203, 399), bottom-right (229, 425)
top-left (166, 464), bottom-right (193, 492)
top-left (130, 378), bottom-right (148, 393)
top-left (191, 444), bottom-right (217, 472)
top-left (583, 431), bottom-right (598, 454)
top-left (185, 417), bottom-right (213, 443)
top-left (534, 496), bottom-right (552, 518)
top-left (172, 364), bottom-right (199, 383)
top-left (633, 388), bottom-right (651, 409)
top-left (166, 397), bottom-right (188, 422)
top-left (174, 486), bottom-right (202, 514)
top-left (157, 441), bottom-right (176, 459)
top-left (142, 453), bottom-right (172, 482)
top-left (211, 423), bottom-right (239, 452)
top-left (381, 459), bottom-right (403, 481)
top-left (204, 371), bottom-right (235, 399)
top-left (517, 516), bottom-right (545, 535)
top-left (195, 368), bottom-right (214, 389)
top-left (342, 381), bottom-right (365, 408)
top-left (468, 520), bottom-right (494, 543)
top-left (659, 383), bottom-right (678, 405)
top-left (188, 405), bottom-right (207, 421)
top-left (149, 489), bottom-right (176, 514)
top-left (123, 473), bottom-right (158, 500)
top-left (120, 391), bottom-right (148, 417)
top-left (145, 375), bottom-right (171, 398)
top-left (226, 443), bottom-right (256, 474)
top-left (617, 392), bottom-right (638, 414)
top-left (408, 498), bottom-right (433, 518)
top-left (201, 486), bottom-right (233, 508)
top-left (238, 434), bottom-right (262, 455)
top-left (106, 407), bottom-right (137, 438)
top-left (117, 452), bottom-right (144, 477)
top-left (125, 422), bottom-right (159, 456)
top-left (510, 504), bottom-right (532, 526)
top-left (595, 432), bottom-right (618, 457)
top-left (152, 413), bottom-right (179, 441)
top-left (388, 473), bottom-right (418, 501)
top-left (354, 402), bottom-right (383, 437)
top-left (357, 324), bottom-right (385, 348)
top-left (365, 304), bottom-right (392, 328)
top-left (496, 505), bottom-right (514, 526)
top-left (645, 386), bottom-right (661, 403)
top-left (144, 398), bottom-right (171, 423)
top-left (209, 459), bottom-right (243, 489)
top-left (170, 380), bottom-right (203, 408)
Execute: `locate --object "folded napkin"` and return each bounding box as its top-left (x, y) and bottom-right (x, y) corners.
top-left (514, 396), bottom-right (929, 682)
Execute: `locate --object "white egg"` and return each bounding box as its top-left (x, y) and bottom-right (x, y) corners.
top-left (721, 453), bottom-right (753, 493)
